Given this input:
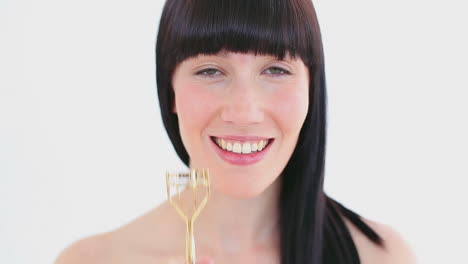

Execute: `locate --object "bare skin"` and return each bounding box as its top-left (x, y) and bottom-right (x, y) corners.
top-left (55, 180), bottom-right (283, 264)
top-left (54, 195), bottom-right (416, 264)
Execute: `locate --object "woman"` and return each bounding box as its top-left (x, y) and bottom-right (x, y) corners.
top-left (55, 0), bottom-right (416, 263)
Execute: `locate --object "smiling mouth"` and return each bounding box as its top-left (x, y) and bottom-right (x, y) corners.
top-left (210, 136), bottom-right (274, 154)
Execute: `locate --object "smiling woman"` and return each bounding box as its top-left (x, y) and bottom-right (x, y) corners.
top-left (54, 0), bottom-right (416, 263)
top-left (171, 52), bottom-right (309, 198)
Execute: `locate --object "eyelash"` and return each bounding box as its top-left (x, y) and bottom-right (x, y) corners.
top-left (195, 67), bottom-right (291, 78)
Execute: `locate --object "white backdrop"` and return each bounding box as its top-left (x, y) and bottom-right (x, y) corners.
top-left (1, 0), bottom-right (467, 263)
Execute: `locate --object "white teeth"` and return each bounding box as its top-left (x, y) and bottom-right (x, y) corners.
top-left (233, 143), bottom-right (242, 153)
top-left (258, 140), bottom-right (264, 151)
top-left (221, 139), bottom-right (226, 150)
top-left (214, 137), bottom-right (270, 154)
top-left (242, 143), bottom-right (252, 154)
top-left (251, 143), bottom-right (258, 152)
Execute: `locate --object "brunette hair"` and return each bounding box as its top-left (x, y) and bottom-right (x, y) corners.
top-left (155, 0), bottom-right (383, 263)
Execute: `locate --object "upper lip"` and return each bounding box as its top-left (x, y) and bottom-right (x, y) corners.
top-left (211, 135), bottom-right (272, 141)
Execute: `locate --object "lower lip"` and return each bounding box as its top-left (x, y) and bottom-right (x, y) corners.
top-left (210, 137), bottom-right (274, 166)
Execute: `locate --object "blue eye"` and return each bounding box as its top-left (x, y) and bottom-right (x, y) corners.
top-left (265, 67), bottom-right (291, 76)
top-left (195, 68), bottom-right (222, 78)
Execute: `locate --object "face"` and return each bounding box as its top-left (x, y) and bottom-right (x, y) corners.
top-left (171, 51), bottom-right (309, 199)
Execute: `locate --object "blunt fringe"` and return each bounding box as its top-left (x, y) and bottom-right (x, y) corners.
top-left (155, 0), bottom-right (383, 263)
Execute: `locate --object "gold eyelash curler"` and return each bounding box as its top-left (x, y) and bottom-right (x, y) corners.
top-left (166, 168), bottom-right (211, 264)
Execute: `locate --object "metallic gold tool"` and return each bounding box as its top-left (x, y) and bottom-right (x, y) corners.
top-left (166, 168), bottom-right (211, 264)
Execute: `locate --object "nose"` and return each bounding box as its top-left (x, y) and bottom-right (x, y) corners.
top-left (221, 82), bottom-right (264, 127)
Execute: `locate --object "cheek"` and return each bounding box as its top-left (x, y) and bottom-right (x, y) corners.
top-left (175, 85), bottom-right (218, 138)
top-left (270, 87), bottom-right (309, 135)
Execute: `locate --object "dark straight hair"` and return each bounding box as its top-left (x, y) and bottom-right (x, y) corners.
top-left (155, 0), bottom-right (383, 263)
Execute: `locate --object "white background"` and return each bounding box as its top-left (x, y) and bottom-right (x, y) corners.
top-left (1, 0), bottom-right (467, 263)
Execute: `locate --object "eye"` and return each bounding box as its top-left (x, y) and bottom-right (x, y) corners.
top-left (195, 68), bottom-right (222, 78)
top-left (264, 66), bottom-right (291, 76)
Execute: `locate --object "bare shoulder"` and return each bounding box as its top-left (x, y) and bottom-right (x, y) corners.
top-left (344, 217), bottom-right (417, 264)
top-left (54, 201), bottom-right (184, 264)
top-left (54, 232), bottom-right (113, 264)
